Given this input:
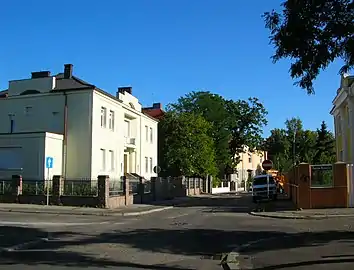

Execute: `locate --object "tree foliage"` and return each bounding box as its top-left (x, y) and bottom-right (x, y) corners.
top-left (158, 111), bottom-right (218, 177)
top-left (167, 91), bottom-right (268, 176)
top-left (263, 118), bottom-right (336, 172)
top-left (263, 0), bottom-right (354, 94)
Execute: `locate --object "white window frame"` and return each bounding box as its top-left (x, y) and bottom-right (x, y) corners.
top-left (109, 150), bottom-right (114, 171)
top-left (339, 150), bottom-right (344, 162)
top-left (145, 125), bottom-right (148, 142)
top-left (100, 148), bottom-right (106, 170)
top-left (336, 115), bottom-right (342, 135)
top-left (145, 157), bottom-right (148, 173)
top-left (124, 120), bottom-right (130, 138)
top-left (101, 107), bottom-right (107, 128)
top-left (109, 110), bottom-right (115, 130)
top-left (347, 107), bottom-right (351, 127)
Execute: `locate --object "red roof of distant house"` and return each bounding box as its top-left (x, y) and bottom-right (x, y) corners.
top-left (143, 102), bottom-right (165, 120)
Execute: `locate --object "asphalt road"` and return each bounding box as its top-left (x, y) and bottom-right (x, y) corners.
top-left (0, 194), bottom-right (354, 269)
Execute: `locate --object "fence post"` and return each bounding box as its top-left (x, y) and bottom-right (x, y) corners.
top-left (123, 176), bottom-right (130, 205)
top-left (151, 177), bottom-right (157, 201)
top-left (52, 175), bottom-right (63, 205)
top-left (139, 177), bottom-right (144, 204)
top-left (194, 177), bottom-right (196, 195)
top-left (97, 175), bottom-right (109, 208)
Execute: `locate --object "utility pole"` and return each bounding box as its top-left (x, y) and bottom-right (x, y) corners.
top-left (292, 128), bottom-right (297, 203)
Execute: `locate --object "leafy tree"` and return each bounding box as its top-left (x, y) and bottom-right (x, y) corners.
top-left (158, 111), bottom-right (218, 177)
top-left (227, 98), bottom-right (268, 165)
top-left (168, 91), bottom-right (267, 176)
top-left (263, 119), bottom-right (336, 172)
top-left (168, 92), bottom-right (232, 175)
top-left (263, 0), bottom-right (354, 94)
top-left (313, 121), bottom-right (336, 164)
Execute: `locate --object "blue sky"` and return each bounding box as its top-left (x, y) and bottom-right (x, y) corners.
top-left (0, 0), bottom-right (340, 137)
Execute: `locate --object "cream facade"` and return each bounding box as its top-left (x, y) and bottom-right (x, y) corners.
top-left (0, 65), bottom-right (158, 180)
top-left (330, 74), bottom-right (354, 163)
top-left (235, 146), bottom-right (267, 182)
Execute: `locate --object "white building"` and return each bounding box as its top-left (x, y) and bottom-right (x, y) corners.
top-left (232, 146), bottom-right (267, 183)
top-left (0, 64), bottom-right (158, 181)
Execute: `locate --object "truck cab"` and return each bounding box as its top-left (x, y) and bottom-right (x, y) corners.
top-left (252, 174), bottom-right (277, 203)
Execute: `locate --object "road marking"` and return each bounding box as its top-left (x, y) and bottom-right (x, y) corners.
top-left (0, 221), bottom-right (109, 226)
top-left (166, 213), bottom-right (190, 219)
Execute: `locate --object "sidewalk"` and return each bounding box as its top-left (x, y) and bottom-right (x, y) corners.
top-left (250, 208), bottom-right (354, 219)
top-left (0, 197), bottom-right (196, 217)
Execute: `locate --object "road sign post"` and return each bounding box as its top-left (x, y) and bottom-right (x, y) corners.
top-left (262, 159), bottom-right (273, 171)
top-left (45, 157), bottom-right (54, 206)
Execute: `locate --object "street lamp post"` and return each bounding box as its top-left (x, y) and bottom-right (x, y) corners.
top-left (292, 128), bottom-right (297, 203)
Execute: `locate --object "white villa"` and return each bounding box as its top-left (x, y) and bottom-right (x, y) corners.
top-left (0, 64), bottom-right (158, 181)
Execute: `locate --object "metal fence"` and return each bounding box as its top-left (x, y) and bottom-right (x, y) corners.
top-left (63, 179), bottom-right (98, 196)
top-left (129, 178), bottom-right (140, 195)
top-left (109, 179), bottom-right (124, 196)
top-left (0, 180), bottom-right (11, 195)
top-left (22, 180), bottom-right (52, 195)
top-left (144, 180), bottom-right (151, 194)
top-left (311, 164), bottom-right (333, 187)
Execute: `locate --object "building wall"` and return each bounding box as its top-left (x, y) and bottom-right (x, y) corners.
top-left (65, 91), bottom-right (92, 179)
top-left (91, 91), bottom-right (124, 180)
top-left (91, 90), bottom-right (158, 180)
top-left (235, 147), bottom-right (266, 181)
top-left (0, 132), bottom-right (62, 180)
top-left (0, 93), bottom-right (65, 134)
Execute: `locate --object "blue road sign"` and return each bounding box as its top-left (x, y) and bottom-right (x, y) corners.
top-left (46, 157), bottom-right (53, 169)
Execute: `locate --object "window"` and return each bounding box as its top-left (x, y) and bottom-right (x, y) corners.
top-left (124, 120), bottom-right (130, 137)
top-left (145, 125), bottom-right (148, 142)
top-left (101, 107), bottom-right (107, 128)
top-left (339, 150), bottom-right (344, 161)
top-left (145, 157), bottom-right (148, 173)
top-left (336, 115), bottom-right (342, 134)
top-left (248, 154), bottom-right (252, 163)
top-left (149, 157), bottom-right (153, 173)
top-left (100, 149), bottom-right (106, 170)
top-left (109, 150), bottom-right (114, 171)
top-left (24, 106), bottom-right (33, 116)
top-left (150, 127), bottom-right (153, 143)
top-left (109, 110), bottom-right (115, 130)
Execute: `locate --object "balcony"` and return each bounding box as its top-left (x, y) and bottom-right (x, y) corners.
top-left (124, 137), bottom-right (136, 150)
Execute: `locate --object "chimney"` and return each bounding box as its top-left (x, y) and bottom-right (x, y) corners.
top-left (118, 87), bottom-right (132, 95)
top-left (31, 71), bottom-right (51, 79)
top-left (153, 103), bottom-right (162, 109)
top-left (64, 64), bottom-right (73, 79)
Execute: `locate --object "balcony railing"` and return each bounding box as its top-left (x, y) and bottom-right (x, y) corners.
top-left (125, 137), bottom-right (136, 145)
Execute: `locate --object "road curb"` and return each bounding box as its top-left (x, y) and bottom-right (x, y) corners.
top-left (0, 205), bottom-right (175, 217)
top-left (249, 211), bottom-right (354, 220)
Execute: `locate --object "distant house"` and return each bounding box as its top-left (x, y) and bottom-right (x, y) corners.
top-left (0, 64), bottom-right (158, 181)
top-left (234, 146), bottom-right (267, 182)
top-left (330, 74), bottom-right (354, 162)
top-left (142, 103), bottom-right (165, 120)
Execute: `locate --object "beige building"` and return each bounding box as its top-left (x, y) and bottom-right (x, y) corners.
top-left (235, 146), bottom-right (267, 182)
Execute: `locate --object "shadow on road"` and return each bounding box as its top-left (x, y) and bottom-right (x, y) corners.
top-left (1, 224), bottom-right (354, 268)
